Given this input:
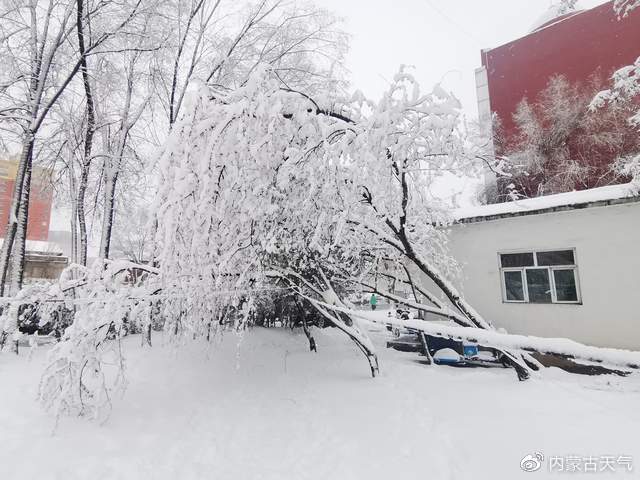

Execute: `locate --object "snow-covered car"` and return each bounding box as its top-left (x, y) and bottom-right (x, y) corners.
top-left (385, 307), bottom-right (418, 337)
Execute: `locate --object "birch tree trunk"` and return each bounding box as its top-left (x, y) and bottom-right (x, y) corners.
top-left (75, 0), bottom-right (96, 267)
top-left (76, 166), bottom-right (90, 265)
top-left (67, 160), bottom-right (79, 264)
top-left (0, 138), bottom-right (33, 296)
top-left (99, 173), bottom-right (118, 259)
top-left (10, 158), bottom-right (33, 294)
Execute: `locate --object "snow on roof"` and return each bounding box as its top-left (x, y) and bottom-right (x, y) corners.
top-left (455, 182), bottom-right (640, 223)
top-left (529, 5), bottom-right (583, 33)
top-left (0, 239), bottom-right (64, 255)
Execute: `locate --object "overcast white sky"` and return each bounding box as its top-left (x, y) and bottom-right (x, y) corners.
top-left (315, 0), bottom-right (605, 117)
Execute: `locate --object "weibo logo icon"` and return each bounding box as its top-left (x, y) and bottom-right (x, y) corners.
top-left (521, 452), bottom-right (544, 472)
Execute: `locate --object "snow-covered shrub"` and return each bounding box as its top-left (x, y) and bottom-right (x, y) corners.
top-left (496, 75), bottom-right (640, 200)
top-left (0, 282), bottom-right (65, 351)
top-left (590, 1), bottom-right (640, 184)
top-left (35, 260), bottom-right (159, 423)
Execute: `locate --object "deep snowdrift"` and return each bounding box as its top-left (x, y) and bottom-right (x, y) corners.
top-left (1, 326), bottom-right (639, 479)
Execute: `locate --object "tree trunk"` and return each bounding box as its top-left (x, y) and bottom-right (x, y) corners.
top-left (0, 138), bottom-right (33, 296)
top-left (10, 159), bottom-right (33, 294)
top-left (302, 317), bottom-right (316, 352)
top-left (76, 165), bottom-right (89, 265)
top-left (145, 322), bottom-right (152, 347)
top-left (311, 297), bottom-right (379, 377)
top-left (75, 0), bottom-right (95, 267)
top-left (99, 173), bottom-right (118, 259)
top-left (295, 299), bottom-right (316, 352)
top-left (67, 164), bottom-right (79, 265)
top-left (399, 236), bottom-right (491, 330)
top-left (417, 331), bottom-right (432, 364)
top-left (278, 269), bottom-right (380, 377)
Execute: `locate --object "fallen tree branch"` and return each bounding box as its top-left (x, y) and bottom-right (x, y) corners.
top-left (349, 307), bottom-right (640, 371)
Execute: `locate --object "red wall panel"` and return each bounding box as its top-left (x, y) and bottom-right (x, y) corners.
top-left (0, 168), bottom-right (52, 242)
top-left (482, 1), bottom-right (640, 144)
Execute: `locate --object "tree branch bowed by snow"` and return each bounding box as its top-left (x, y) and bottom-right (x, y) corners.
top-left (34, 260), bottom-right (160, 424)
top-left (152, 64), bottom-right (534, 380)
top-left (614, 0), bottom-right (640, 17)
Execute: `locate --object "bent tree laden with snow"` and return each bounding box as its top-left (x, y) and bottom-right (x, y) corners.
top-left (151, 66), bottom-right (535, 379)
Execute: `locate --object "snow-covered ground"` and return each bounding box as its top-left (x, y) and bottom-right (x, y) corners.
top-left (1, 325), bottom-right (639, 479)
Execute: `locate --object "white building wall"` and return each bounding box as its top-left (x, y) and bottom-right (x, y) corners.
top-left (474, 66), bottom-right (491, 124)
top-left (445, 201), bottom-right (640, 350)
top-left (474, 66), bottom-right (496, 198)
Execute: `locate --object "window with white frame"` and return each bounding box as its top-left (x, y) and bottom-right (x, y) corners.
top-left (499, 249), bottom-right (580, 304)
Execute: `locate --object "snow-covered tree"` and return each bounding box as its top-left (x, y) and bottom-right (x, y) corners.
top-left (495, 75), bottom-right (640, 200)
top-left (154, 0), bottom-right (347, 128)
top-left (36, 260), bottom-right (160, 423)
top-left (590, 1), bottom-right (640, 182)
top-left (557, 0), bottom-right (579, 15)
top-left (151, 68), bottom-right (377, 371)
top-left (111, 206), bottom-right (153, 263)
top-left (96, 33), bottom-right (158, 261)
top-left (0, 0), bottom-right (148, 292)
top-left (615, 0), bottom-right (640, 17)
top-left (151, 65), bottom-right (533, 380)
top-left (0, 0), bottom-right (79, 295)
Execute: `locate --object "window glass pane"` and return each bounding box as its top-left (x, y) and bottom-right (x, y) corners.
top-left (554, 269), bottom-right (578, 302)
top-left (501, 252), bottom-right (534, 268)
top-left (537, 250), bottom-right (574, 266)
top-left (503, 271), bottom-right (525, 301)
top-left (526, 269), bottom-right (552, 303)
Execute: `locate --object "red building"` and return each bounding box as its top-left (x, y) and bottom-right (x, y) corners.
top-left (0, 158), bottom-right (52, 241)
top-left (476, 1), bottom-right (640, 148)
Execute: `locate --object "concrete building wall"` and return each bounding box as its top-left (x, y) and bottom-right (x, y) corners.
top-left (22, 254), bottom-right (68, 282)
top-left (445, 201), bottom-right (640, 350)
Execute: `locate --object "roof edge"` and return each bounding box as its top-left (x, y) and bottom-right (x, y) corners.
top-left (456, 195), bottom-right (640, 225)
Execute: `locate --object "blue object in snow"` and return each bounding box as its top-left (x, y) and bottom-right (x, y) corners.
top-left (433, 348), bottom-right (462, 365)
top-left (463, 343), bottom-right (479, 358)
